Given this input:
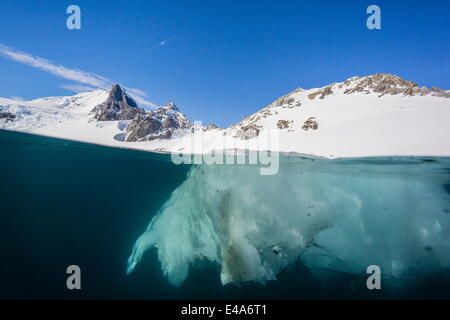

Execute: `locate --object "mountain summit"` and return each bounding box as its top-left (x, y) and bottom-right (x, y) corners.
top-left (309, 73), bottom-right (450, 99)
top-left (90, 84), bottom-right (144, 121)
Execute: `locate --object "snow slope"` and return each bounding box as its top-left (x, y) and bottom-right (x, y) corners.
top-left (222, 86), bottom-right (450, 158)
top-left (1, 74), bottom-right (449, 158)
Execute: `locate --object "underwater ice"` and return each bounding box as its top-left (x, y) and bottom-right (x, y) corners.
top-left (127, 156), bottom-right (450, 287)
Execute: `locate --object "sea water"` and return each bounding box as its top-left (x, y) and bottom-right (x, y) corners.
top-left (0, 129), bottom-right (449, 299)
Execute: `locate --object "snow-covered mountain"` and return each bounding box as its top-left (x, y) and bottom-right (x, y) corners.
top-left (1, 73), bottom-right (449, 158)
top-left (228, 73), bottom-right (450, 140)
top-left (217, 73), bottom-right (450, 157)
top-left (0, 84), bottom-right (192, 151)
top-left (0, 89), bottom-right (109, 132)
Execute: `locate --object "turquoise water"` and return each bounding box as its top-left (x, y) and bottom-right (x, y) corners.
top-left (0, 129), bottom-right (449, 299)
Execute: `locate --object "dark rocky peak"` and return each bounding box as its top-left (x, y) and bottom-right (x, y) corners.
top-left (110, 84), bottom-right (123, 100)
top-left (110, 84), bottom-right (138, 108)
top-left (91, 84), bottom-right (144, 121)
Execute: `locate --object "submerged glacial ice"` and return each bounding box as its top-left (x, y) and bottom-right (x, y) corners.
top-left (127, 155), bottom-right (450, 287)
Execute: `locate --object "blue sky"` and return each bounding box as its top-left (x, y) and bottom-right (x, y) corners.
top-left (0, 0), bottom-right (449, 127)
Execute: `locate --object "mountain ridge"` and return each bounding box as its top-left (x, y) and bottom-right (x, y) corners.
top-left (0, 73), bottom-right (449, 158)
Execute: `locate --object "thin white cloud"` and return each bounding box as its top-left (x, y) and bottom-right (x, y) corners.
top-left (126, 87), bottom-right (148, 98)
top-left (0, 44), bottom-right (157, 108)
top-left (0, 45), bottom-right (109, 88)
top-left (60, 84), bottom-right (99, 93)
top-left (159, 40), bottom-right (168, 46)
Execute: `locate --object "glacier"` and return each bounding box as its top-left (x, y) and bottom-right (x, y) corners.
top-left (127, 155), bottom-right (450, 287)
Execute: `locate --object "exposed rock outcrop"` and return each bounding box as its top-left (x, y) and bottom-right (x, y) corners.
top-left (274, 96), bottom-right (295, 107)
top-left (308, 86), bottom-right (334, 100)
top-left (0, 110), bottom-right (16, 121)
top-left (277, 120), bottom-right (292, 129)
top-left (308, 91), bottom-right (322, 100)
top-left (125, 103), bottom-right (192, 142)
top-left (302, 117), bottom-right (318, 131)
top-left (342, 74), bottom-right (450, 98)
top-left (307, 74), bottom-right (450, 99)
top-left (320, 86), bottom-right (334, 99)
top-left (90, 84), bottom-right (145, 121)
top-left (202, 124), bottom-right (219, 131)
top-left (430, 87), bottom-right (450, 98)
top-left (234, 124), bottom-right (261, 140)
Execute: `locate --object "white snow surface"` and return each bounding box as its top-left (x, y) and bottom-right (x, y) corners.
top-left (1, 75), bottom-right (450, 158)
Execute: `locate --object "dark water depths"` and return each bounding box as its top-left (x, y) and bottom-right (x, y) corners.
top-left (0, 129), bottom-right (449, 299)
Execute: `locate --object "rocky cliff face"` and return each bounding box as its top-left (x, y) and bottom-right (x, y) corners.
top-left (125, 102), bottom-right (192, 142)
top-left (90, 84), bottom-right (145, 121)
